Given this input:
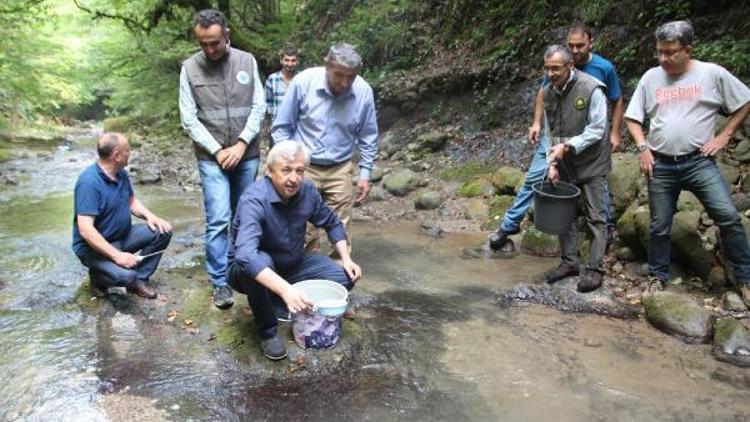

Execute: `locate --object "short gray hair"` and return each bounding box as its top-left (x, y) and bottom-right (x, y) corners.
top-left (544, 44), bottom-right (573, 63)
top-left (655, 21), bottom-right (693, 46)
top-left (267, 140), bottom-right (310, 168)
top-left (325, 42), bottom-right (362, 69)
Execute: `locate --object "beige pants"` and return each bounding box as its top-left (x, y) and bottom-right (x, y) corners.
top-left (304, 161), bottom-right (354, 254)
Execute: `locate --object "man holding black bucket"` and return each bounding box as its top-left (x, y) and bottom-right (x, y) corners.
top-left (542, 44), bottom-right (610, 293)
top-left (227, 140), bottom-right (362, 360)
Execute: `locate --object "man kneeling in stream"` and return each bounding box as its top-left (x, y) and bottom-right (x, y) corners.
top-left (543, 45), bottom-right (611, 293)
top-left (227, 140), bottom-right (362, 360)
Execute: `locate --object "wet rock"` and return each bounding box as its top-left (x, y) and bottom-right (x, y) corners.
top-left (458, 177), bottom-right (495, 198)
top-left (370, 167), bottom-right (384, 183)
top-left (498, 277), bottom-right (640, 318)
top-left (607, 153), bottom-right (641, 217)
top-left (723, 291), bottom-right (748, 312)
top-left (520, 225), bottom-right (559, 257)
top-left (420, 221), bottom-right (445, 238)
top-left (732, 139), bottom-right (750, 163)
top-left (489, 167), bottom-right (524, 194)
top-left (713, 317), bottom-right (750, 367)
top-left (615, 246), bottom-right (639, 261)
top-left (368, 186), bottom-right (387, 202)
top-left (461, 197), bottom-right (489, 220)
top-left (642, 291), bottom-right (715, 343)
top-left (2, 174), bottom-right (19, 185)
top-left (416, 131), bottom-right (449, 151)
top-left (677, 191), bottom-right (704, 213)
top-left (708, 266), bottom-right (727, 288)
top-left (672, 210), bottom-right (712, 279)
top-left (414, 190), bottom-right (444, 210)
top-left (383, 169), bottom-right (419, 196)
top-left (732, 193), bottom-right (750, 212)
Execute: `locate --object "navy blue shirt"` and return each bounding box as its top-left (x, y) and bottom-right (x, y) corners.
top-left (229, 176), bottom-right (346, 277)
top-left (72, 163), bottom-right (133, 257)
top-left (543, 53), bottom-right (622, 102)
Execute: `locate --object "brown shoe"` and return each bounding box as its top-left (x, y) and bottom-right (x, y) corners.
top-left (127, 280), bottom-right (157, 299)
top-left (544, 263), bottom-right (579, 284)
top-left (741, 284), bottom-right (750, 308)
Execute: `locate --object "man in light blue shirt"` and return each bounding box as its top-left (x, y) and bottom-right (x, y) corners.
top-left (272, 42), bottom-right (379, 253)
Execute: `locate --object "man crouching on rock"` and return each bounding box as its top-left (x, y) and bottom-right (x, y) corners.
top-left (543, 45), bottom-right (611, 293)
top-left (227, 140), bottom-right (362, 360)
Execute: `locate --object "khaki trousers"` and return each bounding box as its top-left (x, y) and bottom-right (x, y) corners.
top-left (304, 161), bottom-right (354, 253)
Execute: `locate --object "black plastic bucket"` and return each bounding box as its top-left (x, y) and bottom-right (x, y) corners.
top-left (532, 180), bottom-right (581, 235)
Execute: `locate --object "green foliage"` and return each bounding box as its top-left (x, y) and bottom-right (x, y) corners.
top-left (694, 38), bottom-right (750, 76)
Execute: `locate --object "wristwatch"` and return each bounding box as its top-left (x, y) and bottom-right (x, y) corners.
top-left (636, 144), bottom-right (648, 153)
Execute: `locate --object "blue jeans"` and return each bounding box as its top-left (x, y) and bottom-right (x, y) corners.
top-left (500, 136), bottom-right (614, 234)
top-left (78, 224), bottom-right (172, 286)
top-left (648, 154), bottom-right (750, 283)
top-left (228, 254), bottom-right (353, 339)
top-left (198, 158), bottom-right (259, 288)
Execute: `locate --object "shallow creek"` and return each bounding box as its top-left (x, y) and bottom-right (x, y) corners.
top-left (0, 131), bottom-right (748, 421)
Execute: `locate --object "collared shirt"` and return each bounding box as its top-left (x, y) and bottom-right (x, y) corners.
top-left (178, 52), bottom-right (266, 155)
top-left (264, 70), bottom-right (294, 119)
top-left (72, 163), bottom-right (133, 256)
top-left (229, 176), bottom-right (347, 277)
top-left (271, 66), bottom-right (379, 180)
top-left (544, 69), bottom-right (608, 155)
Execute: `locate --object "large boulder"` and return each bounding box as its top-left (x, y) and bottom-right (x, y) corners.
top-left (731, 139), bottom-right (750, 163)
top-left (378, 131), bottom-right (403, 156)
top-left (642, 291), bottom-right (715, 343)
top-left (717, 161), bottom-right (741, 186)
top-left (607, 153), bottom-right (641, 217)
top-left (677, 191), bottom-right (704, 213)
top-left (520, 225), bottom-right (560, 257)
top-left (458, 177), bottom-right (496, 198)
top-left (383, 169), bottom-right (420, 196)
top-left (414, 190), bottom-right (444, 210)
top-left (490, 167), bottom-right (524, 194)
top-left (712, 317), bottom-right (750, 367)
top-left (732, 193), bottom-right (750, 212)
top-left (616, 202), bottom-right (650, 255)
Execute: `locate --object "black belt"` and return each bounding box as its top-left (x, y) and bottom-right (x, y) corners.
top-left (651, 149), bottom-right (701, 162)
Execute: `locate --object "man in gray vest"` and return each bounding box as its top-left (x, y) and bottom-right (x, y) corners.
top-left (543, 45), bottom-right (610, 293)
top-left (179, 9), bottom-right (265, 310)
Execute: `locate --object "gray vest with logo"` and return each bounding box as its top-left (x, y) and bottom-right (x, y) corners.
top-left (543, 71), bottom-right (610, 183)
top-left (183, 47), bottom-right (259, 161)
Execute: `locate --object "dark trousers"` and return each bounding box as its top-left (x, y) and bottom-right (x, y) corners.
top-left (78, 224), bottom-right (172, 287)
top-left (229, 253), bottom-right (353, 340)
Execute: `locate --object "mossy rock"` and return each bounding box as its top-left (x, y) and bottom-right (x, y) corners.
top-left (416, 130), bottom-right (449, 151)
top-left (458, 177), bottom-right (495, 198)
top-left (713, 317), bottom-right (750, 367)
top-left (490, 167), bottom-right (524, 194)
top-left (671, 210), bottom-right (712, 279)
top-left (414, 190), bottom-right (444, 210)
top-left (616, 202), bottom-right (649, 254)
top-left (383, 169), bottom-right (420, 196)
top-left (717, 161), bottom-right (741, 186)
top-left (482, 194), bottom-right (515, 230)
top-left (102, 116), bottom-right (134, 133)
top-left (607, 153), bottom-right (641, 218)
top-left (642, 291), bottom-right (715, 343)
top-left (520, 224), bottom-right (560, 257)
top-left (370, 167), bottom-right (384, 183)
top-left (439, 161), bottom-right (495, 183)
top-left (0, 147), bottom-right (13, 163)
top-left (676, 191), bottom-right (704, 213)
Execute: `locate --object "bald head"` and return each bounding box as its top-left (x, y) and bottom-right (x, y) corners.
top-left (97, 132), bottom-right (127, 159)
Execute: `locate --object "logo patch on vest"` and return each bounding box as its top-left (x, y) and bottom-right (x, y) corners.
top-left (575, 96), bottom-right (586, 110)
top-left (236, 71), bottom-right (250, 85)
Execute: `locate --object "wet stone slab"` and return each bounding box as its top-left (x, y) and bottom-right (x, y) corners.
top-left (497, 276), bottom-right (641, 319)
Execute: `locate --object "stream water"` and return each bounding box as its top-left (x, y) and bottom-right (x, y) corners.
top-left (0, 130), bottom-right (748, 421)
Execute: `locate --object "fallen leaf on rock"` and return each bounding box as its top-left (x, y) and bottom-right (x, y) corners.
top-left (166, 310), bottom-right (177, 323)
top-left (183, 319), bottom-right (194, 326)
top-left (185, 327), bottom-right (199, 335)
top-left (208, 333), bottom-right (217, 341)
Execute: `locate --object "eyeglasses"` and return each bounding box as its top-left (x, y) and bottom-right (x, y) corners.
top-left (655, 48), bottom-right (685, 59)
